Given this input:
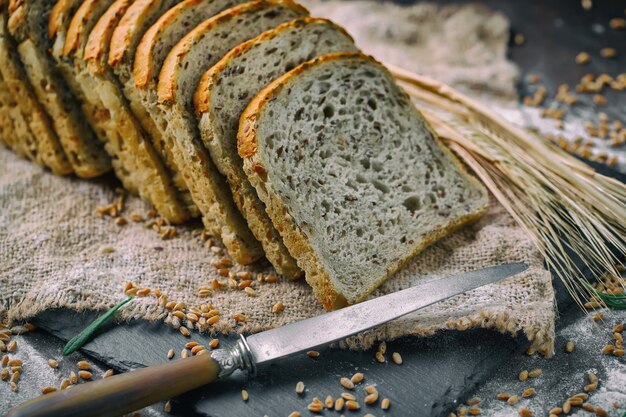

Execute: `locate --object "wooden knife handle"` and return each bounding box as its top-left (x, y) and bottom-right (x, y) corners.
top-left (5, 354), bottom-right (221, 417)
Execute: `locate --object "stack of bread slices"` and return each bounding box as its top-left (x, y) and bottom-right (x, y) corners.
top-left (0, 0), bottom-right (489, 309)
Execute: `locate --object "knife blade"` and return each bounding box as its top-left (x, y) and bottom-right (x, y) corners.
top-left (5, 262), bottom-right (527, 417)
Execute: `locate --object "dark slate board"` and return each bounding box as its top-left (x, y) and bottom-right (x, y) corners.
top-left (31, 309), bottom-right (524, 417)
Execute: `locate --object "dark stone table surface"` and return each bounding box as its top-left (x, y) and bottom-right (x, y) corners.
top-left (2, 1), bottom-right (625, 416)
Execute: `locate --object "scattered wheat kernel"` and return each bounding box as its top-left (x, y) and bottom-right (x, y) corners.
top-left (41, 386), bottom-right (57, 395)
top-left (307, 350), bottom-right (320, 358)
top-left (0, 341), bottom-right (5, 352)
top-left (233, 313), bottom-right (247, 323)
top-left (507, 395), bottom-right (519, 405)
top-left (528, 368), bottom-right (542, 378)
top-left (522, 387), bottom-right (536, 398)
top-left (341, 392), bottom-right (356, 401)
top-left (103, 369), bottom-right (114, 378)
top-left (351, 372), bottom-right (364, 384)
top-left (614, 349), bottom-right (625, 356)
top-left (602, 344), bottom-right (615, 354)
top-left (346, 400), bottom-right (360, 410)
top-left (0, 369), bottom-right (9, 380)
top-left (593, 313), bottom-right (603, 321)
top-left (241, 390), bottom-right (248, 401)
top-left (208, 339), bottom-right (219, 349)
top-left (576, 52), bottom-right (591, 64)
top-left (287, 412), bottom-right (300, 417)
top-left (325, 395), bottom-right (334, 408)
top-left (335, 397), bottom-right (345, 411)
top-left (10, 366), bottom-right (22, 373)
top-left (468, 406), bottom-right (481, 415)
top-left (77, 361), bottom-right (91, 370)
top-left (381, 398), bottom-right (390, 410)
top-left (167, 349), bottom-right (175, 359)
top-left (519, 409), bottom-right (532, 417)
top-left (449, 414), bottom-right (458, 417)
top-left (59, 379), bottom-right (71, 390)
top-left (563, 401), bottom-right (571, 413)
top-left (458, 407), bottom-right (467, 416)
top-left (595, 407), bottom-right (608, 417)
top-left (271, 302), bottom-right (284, 314)
top-left (615, 332), bottom-right (624, 342)
top-left (69, 371), bottom-right (78, 384)
top-left (582, 403), bottom-right (595, 412)
top-left (295, 381), bottom-right (305, 394)
top-left (467, 397), bottom-right (481, 406)
top-left (573, 392), bottom-right (588, 400)
top-left (1, 354), bottom-right (8, 366)
top-left (378, 341), bottom-right (387, 354)
top-left (8, 359), bottom-right (22, 367)
top-left (375, 351), bottom-right (385, 363)
top-left (365, 385), bottom-right (378, 395)
top-left (497, 393), bottom-right (511, 401)
top-left (307, 403), bottom-right (323, 413)
top-left (208, 315), bottom-right (220, 325)
top-left (365, 392), bottom-right (379, 404)
top-left (364, 414), bottom-right (376, 417)
top-left (340, 377), bottom-right (355, 390)
top-left (185, 342), bottom-right (199, 349)
top-left (600, 48), bottom-right (617, 58)
top-left (614, 323), bottom-right (624, 333)
top-left (179, 326), bottom-right (190, 337)
top-left (549, 407), bottom-right (562, 415)
top-left (514, 33), bottom-right (525, 45)
top-left (181, 349), bottom-right (189, 359)
top-left (391, 352), bottom-right (403, 365)
top-left (164, 400), bottom-right (172, 413)
top-left (566, 341), bottom-right (575, 353)
top-left (136, 288), bottom-right (151, 297)
top-left (191, 346), bottom-right (205, 355)
top-left (588, 372), bottom-right (598, 383)
top-left (518, 370), bottom-right (529, 381)
top-left (78, 371), bottom-right (92, 380)
top-left (7, 340), bottom-right (17, 352)
top-left (47, 359), bottom-right (58, 369)
top-left (10, 371), bottom-right (20, 383)
top-left (585, 383), bottom-right (598, 392)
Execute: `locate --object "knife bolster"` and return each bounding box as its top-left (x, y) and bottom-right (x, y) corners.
top-left (211, 335), bottom-right (256, 377)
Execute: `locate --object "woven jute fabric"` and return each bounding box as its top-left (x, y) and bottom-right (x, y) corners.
top-left (0, 1), bottom-right (555, 354)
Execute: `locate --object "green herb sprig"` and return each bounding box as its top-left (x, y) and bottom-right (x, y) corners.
top-left (63, 296), bottom-right (134, 356)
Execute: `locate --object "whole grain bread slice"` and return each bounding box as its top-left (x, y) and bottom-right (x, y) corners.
top-left (7, 0), bottom-right (111, 178)
top-left (0, 8), bottom-right (70, 173)
top-left (195, 17), bottom-right (358, 278)
top-left (238, 52), bottom-right (489, 309)
top-left (123, 0), bottom-right (249, 221)
top-left (0, 71), bottom-right (24, 155)
top-left (155, 0), bottom-right (308, 264)
top-left (80, 0), bottom-right (191, 223)
top-left (50, 0), bottom-right (142, 192)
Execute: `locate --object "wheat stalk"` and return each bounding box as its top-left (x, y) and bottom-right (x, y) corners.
top-left (387, 63), bottom-right (626, 308)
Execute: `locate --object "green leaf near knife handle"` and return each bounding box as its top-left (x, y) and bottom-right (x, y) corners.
top-left (63, 296), bottom-right (134, 356)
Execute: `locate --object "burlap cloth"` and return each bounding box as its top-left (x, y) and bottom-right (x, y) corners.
top-left (0, 1), bottom-right (556, 354)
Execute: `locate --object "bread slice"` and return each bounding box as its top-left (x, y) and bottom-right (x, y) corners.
top-left (0, 71), bottom-right (26, 155)
top-left (7, 0), bottom-right (111, 178)
top-left (80, 0), bottom-right (191, 223)
top-left (49, 0), bottom-right (143, 193)
top-left (154, 0), bottom-right (308, 264)
top-left (194, 18), bottom-right (357, 278)
top-left (239, 52), bottom-right (490, 309)
top-left (125, 0), bottom-right (251, 222)
top-left (0, 9), bottom-right (71, 174)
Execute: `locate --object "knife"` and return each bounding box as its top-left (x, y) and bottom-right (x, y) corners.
top-left (5, 262), bottom-right (527, 417)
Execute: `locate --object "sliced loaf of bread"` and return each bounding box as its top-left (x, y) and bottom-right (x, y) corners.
top-left (124, 0), bottom-right (249, 221)
top-left (81, 0), bottom-right (191, 223)
top-left (0, 7), bottom-right (71, 173)
top-left (154, 0), bottom-right (308, 264)
top-left (239, 52), bottom-right (489, 309)
top-left (7, 0), bottom-right (111, 178)
top-left (194, 17), bottom-right (358, 278)
top-left (50, 0), bottom-right (142, 193)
